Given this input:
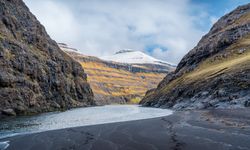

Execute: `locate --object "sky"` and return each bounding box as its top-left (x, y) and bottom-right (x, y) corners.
top-left (23, 0), bottom-right (250, 64)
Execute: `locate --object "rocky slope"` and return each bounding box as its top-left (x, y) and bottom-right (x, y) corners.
top-left (140, 3), bottom-right (250, 110)
top-left (0, 0), bottom-right (94, 117)
top-left (61, 45), bottom-right (175, 105)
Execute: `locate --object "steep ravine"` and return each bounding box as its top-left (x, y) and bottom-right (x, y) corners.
top-left (0, 0), bottom-right (94, 117)
top-left (140, 3), bottom-right (250, 110)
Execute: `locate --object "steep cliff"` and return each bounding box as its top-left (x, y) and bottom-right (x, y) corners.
top-left (62, 46), bottom-right (175, 105)
top-left (0, 0), bottom-right (94, 117)
top-left (140, 3), bottom-right (250, 109)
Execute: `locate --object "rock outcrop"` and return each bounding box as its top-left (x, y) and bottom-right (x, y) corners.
top-left (63, 47), bottom-right (175, 105)
top-left (140, 3), bottom-right (250, 110)
top-left (0, 0), bottom-right (94, 117)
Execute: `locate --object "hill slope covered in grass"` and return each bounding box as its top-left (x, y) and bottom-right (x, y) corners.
top-left (64, 50), bottom-right (175, 105)
top-left (140, 3), bottom-right (250, 110)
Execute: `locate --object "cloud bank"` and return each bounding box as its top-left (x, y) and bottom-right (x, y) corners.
top-left (24, 0), bottom-right (215, 64)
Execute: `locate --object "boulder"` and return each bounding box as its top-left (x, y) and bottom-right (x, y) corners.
top-left (2, 109), bottom-right (16, 116)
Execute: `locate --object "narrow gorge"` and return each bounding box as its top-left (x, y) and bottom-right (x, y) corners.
top-left (1, 1), bottom-right (250, 150)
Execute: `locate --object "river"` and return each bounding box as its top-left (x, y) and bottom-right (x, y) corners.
top-left (0, 105), bottom-right (172, 140)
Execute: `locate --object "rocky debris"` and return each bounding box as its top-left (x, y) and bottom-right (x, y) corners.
top-left (245, 100), bottom-right (250, 107)
top-left (238, 48), bottom-right (246, 54)
top-left (2, 109), bottom-right (16, 116)
top-left (50, 101), bottom-right (61, 109)
top-left (140, 3), bottom-right (250, 109)
top-left (0, 0), bottom-right (94, 117)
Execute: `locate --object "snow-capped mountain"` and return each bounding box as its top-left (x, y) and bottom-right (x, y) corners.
top-left (101, 49), bottom-right (175, 67)
top-left (59, 44), bottom-right (176, 104)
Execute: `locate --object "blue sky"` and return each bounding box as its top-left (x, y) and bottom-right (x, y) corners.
top-left (24, 0), bottom-right (250, 64)
top-left (191, 0), bottom-right (250, 29)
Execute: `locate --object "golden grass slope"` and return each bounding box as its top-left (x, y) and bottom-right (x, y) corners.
top-left (80, 61), bottom-right (166, 104)
top-left (146, 33), bottom-right (250, 101)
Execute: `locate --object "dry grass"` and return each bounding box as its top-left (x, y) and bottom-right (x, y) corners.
top-left (159, 33), bottom-right (250, 94)
top-left (128, 97), bottom-right (142, 104)
top-left (235, 12), bottom-right (250, 25)
top-left (186, 52), bottom-right (250, 80)
top-left (78, 61), bottom-right (165, 102)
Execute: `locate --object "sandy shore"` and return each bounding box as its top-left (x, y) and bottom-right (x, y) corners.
top-left (1, 109), bottom-right (250, 150)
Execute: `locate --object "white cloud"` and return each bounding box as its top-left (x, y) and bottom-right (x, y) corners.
top-left (24, 0), bottom-right (209, 64)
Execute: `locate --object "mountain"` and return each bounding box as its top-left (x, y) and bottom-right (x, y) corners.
top-left (61, 44), bottom-right (175, 104)
top-left (140, 3), bottom-right (250, 110)
top-left (101, 49), bottom-right (175, 67)
top-left (0, 0), bottom-right (94, 117)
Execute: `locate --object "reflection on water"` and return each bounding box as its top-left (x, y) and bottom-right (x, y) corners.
top-left (0, 141), bottom-right (9, 150)
top-left (0, 105), bottom-right (172, 139)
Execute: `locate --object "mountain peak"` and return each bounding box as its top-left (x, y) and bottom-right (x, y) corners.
top-left (102, 50), bottom-right (175, 67)
top-left (115, 49), bottom-right (135, 54)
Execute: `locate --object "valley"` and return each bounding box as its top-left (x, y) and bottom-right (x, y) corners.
top-left (1, 0), bottom-right (250, 150)
top-left (61, 45), bottom-right (175, 105)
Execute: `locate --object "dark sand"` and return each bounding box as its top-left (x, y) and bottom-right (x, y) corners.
top-left (1, 109), bottom-right (250, 150)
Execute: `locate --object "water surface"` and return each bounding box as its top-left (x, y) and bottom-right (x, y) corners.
top-left (0, 105), bottom-right (172, 139)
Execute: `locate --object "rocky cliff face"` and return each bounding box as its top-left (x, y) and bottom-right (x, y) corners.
top-left (0, 0), bottom-right (94, 117)
top-left (140, 3), bottom-right (250, 110)
top-left (63, 47), bottom-right (174, 105)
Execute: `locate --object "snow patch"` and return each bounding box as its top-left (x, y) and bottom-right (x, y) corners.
top-left (101, 50), bottom-right (175, 66)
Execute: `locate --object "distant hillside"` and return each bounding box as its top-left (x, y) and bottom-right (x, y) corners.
top-left (140, 3), bottom-right (250, 110)
top-left (60, 44), bottom-right (175, 104)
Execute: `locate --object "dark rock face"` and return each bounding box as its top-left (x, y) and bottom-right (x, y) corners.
top-left (176, 3), bottom-right (250, 76)
top-left (0, 0), bottom-right (94, 117)
top-left (140, 3), bottom-right (250, 110)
